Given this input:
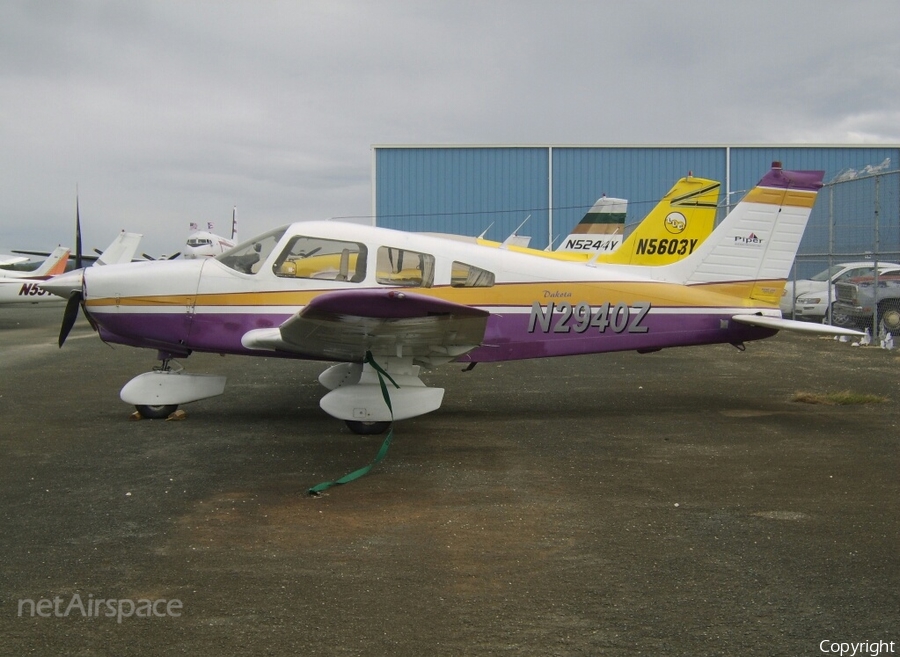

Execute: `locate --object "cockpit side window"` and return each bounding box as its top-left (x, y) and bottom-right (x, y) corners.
top-left (451, 261), bottom-right (495, 287)
top-left (217, 227), bottom-right (287, 274)
top-left (272, 236), bottom-right (367, 282)
top-left (376, 246), bottom-right (435, 287)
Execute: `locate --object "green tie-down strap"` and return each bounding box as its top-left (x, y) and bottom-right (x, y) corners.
top-left (308, 352), bottom-right (400, 495)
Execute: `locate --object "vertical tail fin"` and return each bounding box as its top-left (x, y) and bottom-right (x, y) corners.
top-left (556, 196), bottom-right (628, 253)
top-left (32, 247), bottom-right (71, 277)
top-left (599, 175), bottom-right (720, 265)
top-left (655, 163), bottom-right (825, 304)
top-left (95, 231), bottom-right (143, 266)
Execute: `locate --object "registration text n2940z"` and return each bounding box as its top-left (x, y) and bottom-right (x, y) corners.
top-left (527, 301), bottom-right (651, 334)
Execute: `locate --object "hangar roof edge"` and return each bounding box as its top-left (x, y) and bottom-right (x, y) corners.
top-left (372, 143), bottom-right (900, 149)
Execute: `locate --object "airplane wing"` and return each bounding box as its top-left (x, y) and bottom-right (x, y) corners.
top-left (0, 254), bottom-right (29, 266)
top-left (242, 289), bottom-right (490, 363)
top-left (732, 313), bottom-right (865, 337)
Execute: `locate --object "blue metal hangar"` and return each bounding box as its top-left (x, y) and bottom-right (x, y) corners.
top-left (371, 145), bottom-right (900, 260)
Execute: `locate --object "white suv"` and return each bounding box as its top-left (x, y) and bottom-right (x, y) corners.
top-left (781, 261), bottom-right (900, 324)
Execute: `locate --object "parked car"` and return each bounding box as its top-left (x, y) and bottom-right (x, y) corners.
top-left (832, 268), bottom-right (900, 331)
top-left (780, 261), bottom-right (900, 324)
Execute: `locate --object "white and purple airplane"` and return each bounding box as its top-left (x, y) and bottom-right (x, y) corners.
top-left (45, 163), bottom-right (861, 436)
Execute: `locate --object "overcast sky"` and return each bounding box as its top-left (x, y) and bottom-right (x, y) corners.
top-left (2, 0), bottom-right (899, 257)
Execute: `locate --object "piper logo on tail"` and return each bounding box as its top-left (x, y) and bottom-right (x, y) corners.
top-left (734, 233), bottom-right (763, 246)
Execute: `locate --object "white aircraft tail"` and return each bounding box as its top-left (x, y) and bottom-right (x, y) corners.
top-left (32, 246), bottom-right (71, 277)
top-left (95, 231), bottom-right (143, 266)
top-left (556, 196), bottom-right (628, 253)
top-left (652, 162), bottom-right (824, 303)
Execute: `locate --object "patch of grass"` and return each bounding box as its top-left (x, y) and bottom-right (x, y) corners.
top-left (792, 390), bottom-right (888, 405)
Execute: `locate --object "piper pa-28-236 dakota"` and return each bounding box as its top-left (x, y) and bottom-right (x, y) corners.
top-left (45, 163), bottom-right (861, 440)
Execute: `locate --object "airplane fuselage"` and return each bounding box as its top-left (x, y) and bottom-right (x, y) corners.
top-left (0, 277), bottom-right (65, 306)
top-left (79, 221), bottom-right (778, 362)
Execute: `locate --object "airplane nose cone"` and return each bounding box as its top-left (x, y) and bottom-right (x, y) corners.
top-left (40, 269), bottom-right (84, 298)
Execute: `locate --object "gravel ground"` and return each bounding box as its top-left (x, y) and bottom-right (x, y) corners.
top-left (1, 306), bottom-right (897, 656)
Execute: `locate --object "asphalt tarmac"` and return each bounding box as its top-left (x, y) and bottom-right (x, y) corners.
top-left (1, 305), bottom-right (897, 656)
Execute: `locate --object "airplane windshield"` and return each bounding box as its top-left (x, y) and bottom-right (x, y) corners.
top-left (217, 227), bottom-right (287, 274)
top-left (810, 265), bottom-right (844, 282)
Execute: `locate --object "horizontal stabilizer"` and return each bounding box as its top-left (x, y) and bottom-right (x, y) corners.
top-left (732, 314), bottom-right (865, 337)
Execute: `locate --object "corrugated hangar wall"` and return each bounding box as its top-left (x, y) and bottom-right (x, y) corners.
top-left (373, 145), bottom-right (900, 262)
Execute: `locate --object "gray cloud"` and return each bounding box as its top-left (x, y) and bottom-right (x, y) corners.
top-left (2, 0), bottom-right (899, 255)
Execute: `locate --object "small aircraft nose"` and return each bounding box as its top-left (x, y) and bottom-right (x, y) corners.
top-left (40, 270), bottom-right (84, 299)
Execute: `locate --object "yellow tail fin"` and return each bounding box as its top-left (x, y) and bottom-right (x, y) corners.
top-left (470, 176), bottom-right (720, 266)
top-left (599, 176), bottom-right (720, 265)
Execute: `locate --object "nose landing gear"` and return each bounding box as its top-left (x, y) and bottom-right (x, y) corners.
top-left (121, 353), bottom-right (226, 419)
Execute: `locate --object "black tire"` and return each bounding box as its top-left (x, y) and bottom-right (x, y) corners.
top-left (828, 303), bottom-right (855, 328)
top-left (345, 420), bottom-right (391, 435)
top-left (878, 301), bottom-right (900, 333)
top-left (135, 404), bottom-right (178, 419)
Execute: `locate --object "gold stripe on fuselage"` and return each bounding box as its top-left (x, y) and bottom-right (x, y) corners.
top-left (84, 279), bottom-right (786, 312)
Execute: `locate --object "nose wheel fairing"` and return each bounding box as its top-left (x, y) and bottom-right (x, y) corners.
top-left (120, 366), bottom-right (226, 410)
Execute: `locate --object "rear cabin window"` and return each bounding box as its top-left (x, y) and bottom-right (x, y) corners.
top-left (273, 236), bottom-right (367, 282)
top-left (376, 247), bottom-right (435, 287)
top-left (451, 261), bottom-right (495, 287)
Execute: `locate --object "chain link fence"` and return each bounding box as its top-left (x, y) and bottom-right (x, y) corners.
top-left (786, 169), bottom-right (900, 327)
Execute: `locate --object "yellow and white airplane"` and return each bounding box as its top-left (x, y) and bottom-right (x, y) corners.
top-left (45, 162), bottom-right (861, 440)
top-left (466, 174), bottom-right (721, 266)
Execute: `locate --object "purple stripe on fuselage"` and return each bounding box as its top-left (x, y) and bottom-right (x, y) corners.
top-left (459, 311), bottom-right (774, 361)
top-left (90, 307), bottom-right (776, 363)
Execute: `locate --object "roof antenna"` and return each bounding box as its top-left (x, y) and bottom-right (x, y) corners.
top-left (501, 215), bottom-right (531, 249)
